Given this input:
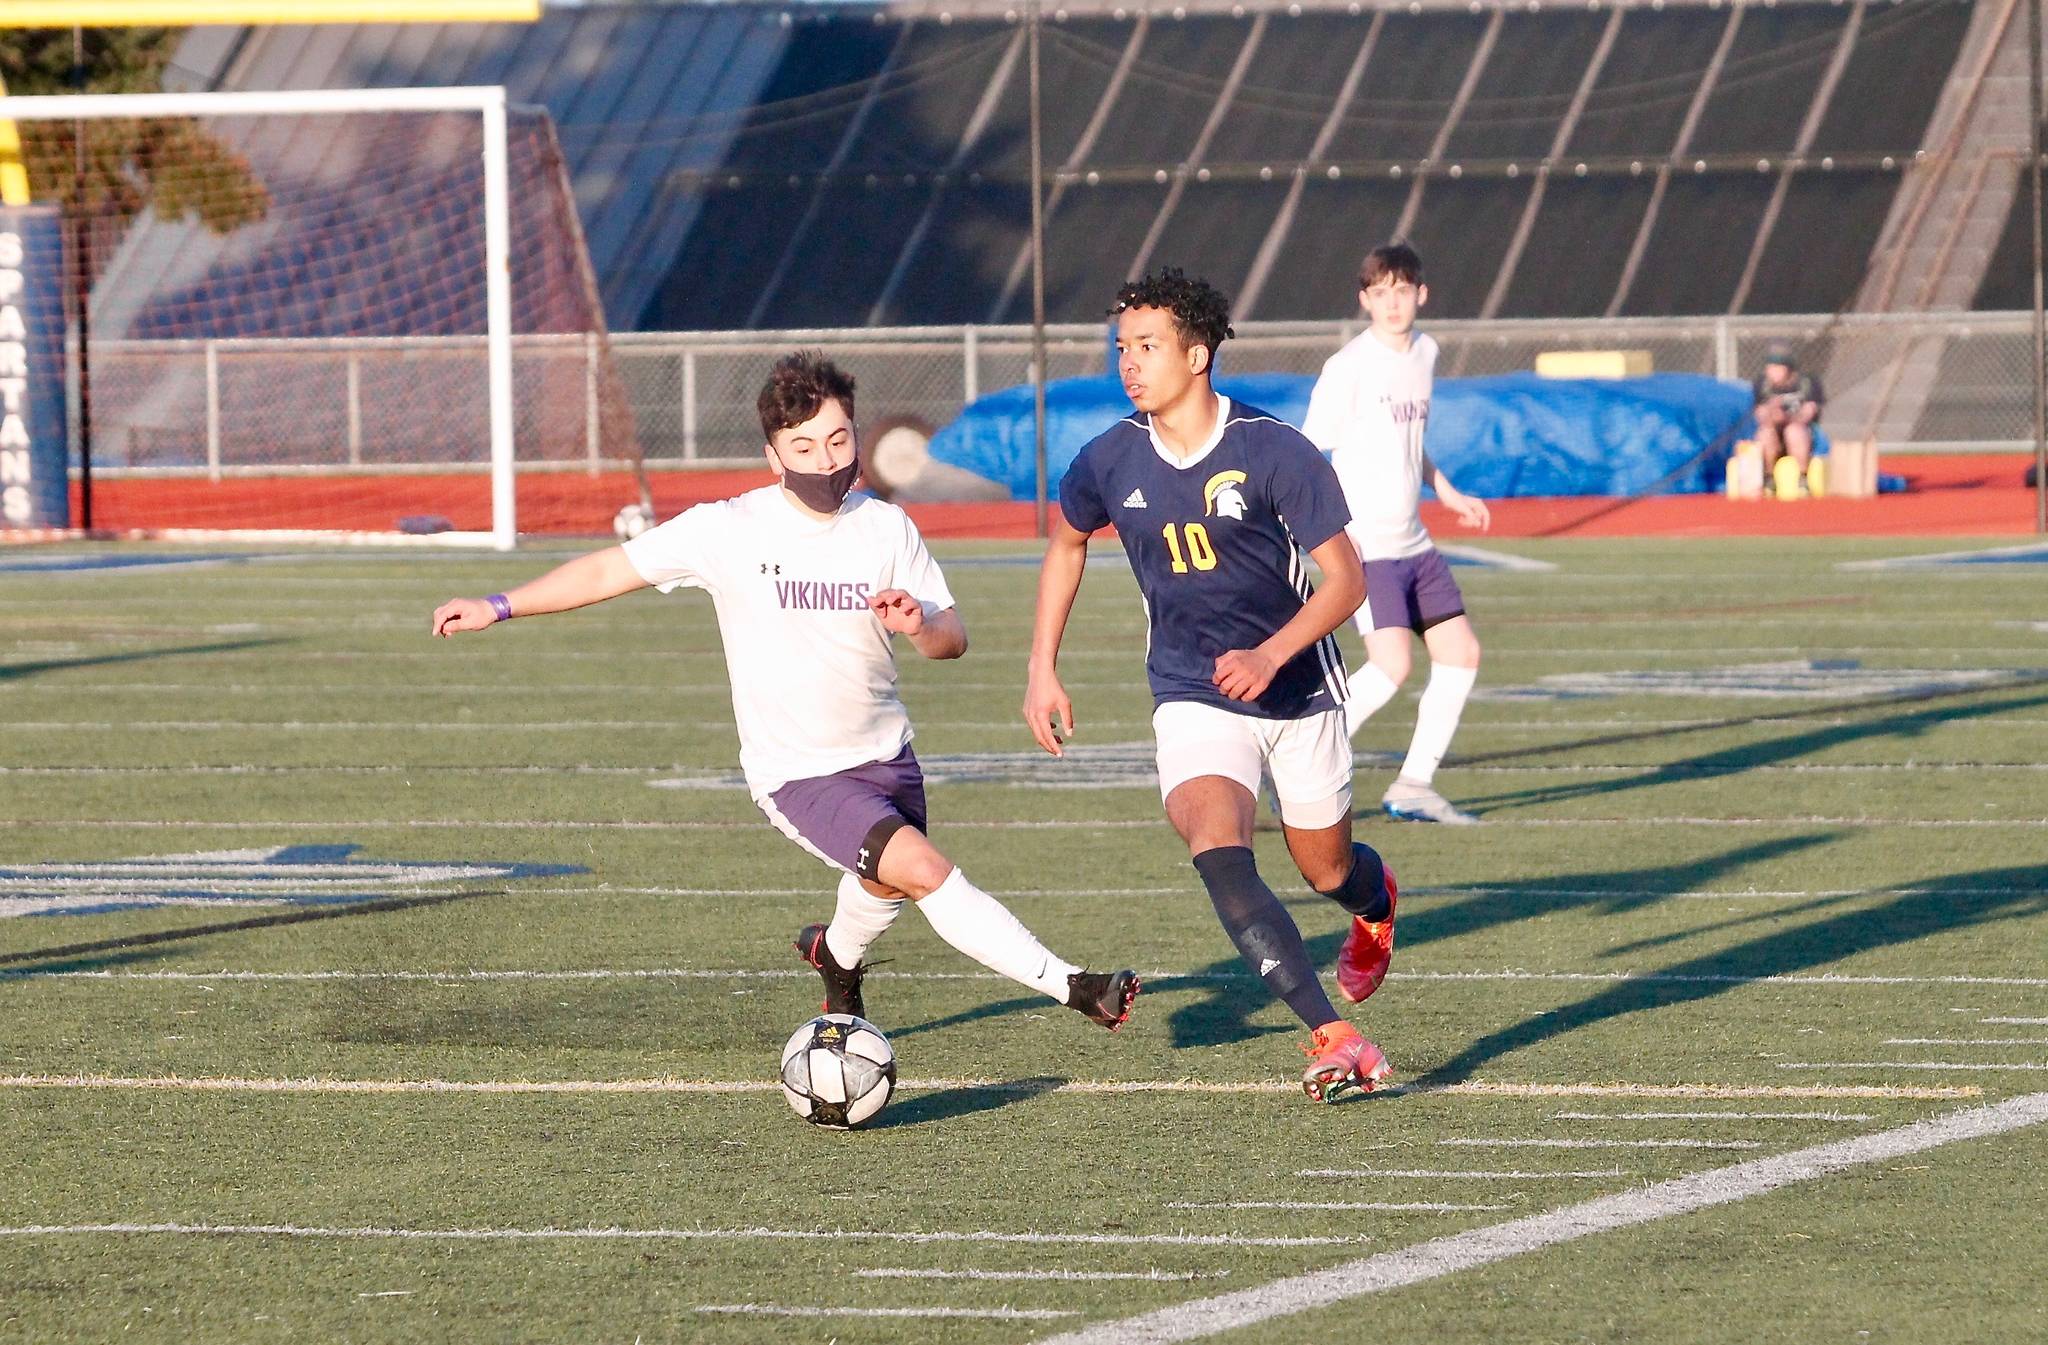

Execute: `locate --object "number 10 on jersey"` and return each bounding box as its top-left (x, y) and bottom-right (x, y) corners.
top-left (1162, 522), bottom-right (1218, 573)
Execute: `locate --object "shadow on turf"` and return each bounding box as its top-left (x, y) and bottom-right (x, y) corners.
top-left (874, 1076), bottom-right (1065, 1128)
top-left (1407, 857), bottom-right (2048, 1087)
top-left (1149, 835), bottom-right (1839, 1052)
top-left (0, 888), bottom-right (496, 977)
top-left (1443, 674), bottom-right (2048, 818)
top-left (0, 637), bottom-right (291, 682)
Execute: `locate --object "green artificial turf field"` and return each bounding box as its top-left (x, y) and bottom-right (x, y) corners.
top-left (2, 536), bottom-right (2045, 1343)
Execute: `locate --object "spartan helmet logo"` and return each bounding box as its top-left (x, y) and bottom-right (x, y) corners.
top-left (1204, 470), bottom-right (1249, 520)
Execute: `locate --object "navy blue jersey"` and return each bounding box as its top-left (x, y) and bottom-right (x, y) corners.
top-left (1060, 398), bottom-right (1352, 720)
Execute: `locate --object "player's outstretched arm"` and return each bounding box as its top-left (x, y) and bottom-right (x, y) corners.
top-left (870, 589), bottom-right (968, 660)
top-left (1022, 516), bottom-right (1091, 756)
top-left (1213, 532), bottom-right (1365, 702)
top-left (431, 545), bottom-right (650, 637)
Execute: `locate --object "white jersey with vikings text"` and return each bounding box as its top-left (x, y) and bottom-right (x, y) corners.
top-left (621, 486), bottom-right (955, 798)
top-left (1301, 329), bottom-right (1437, 560)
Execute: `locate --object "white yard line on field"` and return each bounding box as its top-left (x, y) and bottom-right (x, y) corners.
top-left (1440, 1138), bottom-right (1764, 1150)
top-left (0, 1075), bottom-right (1976, 1101)
top-left (1298, 1169), bottom-right (1631, 1180)
top-left (1982, 1017), bottom-right (2048, 1025)
top-left (10, 966), bottom-right (2047, 991)
top-left (1779, 1061), bottom-right (2048, 1072)
top-left (12, 761), bottom-right (2048, 777)
top-left (1167, 1202), bottom-right (1509, 1213)
top-left (0, 1223), bottom-right (1364, 1249)
top-left (1550, 1111), bottom-right (1874, 1123)
top-left (11, 816), bottom-right (2048, 831)
top-left (856, 1268), bottom-right (1228, 1283)
top-left (1032, 1092), bottom-right (2048, 1344)
top-left (696, 1304), bottom-right (1074, 1320)
top-left (1883, 1038), bottom-right (2048, 1046)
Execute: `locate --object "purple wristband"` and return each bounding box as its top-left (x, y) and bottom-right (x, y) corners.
top-left (486, 593), bottom-right (514, 623)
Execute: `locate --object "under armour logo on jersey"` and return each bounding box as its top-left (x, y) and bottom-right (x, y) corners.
top-left (759, 563), bottom-right (781, 575)
top-left (1122, 488), bottom-right (1148, 509)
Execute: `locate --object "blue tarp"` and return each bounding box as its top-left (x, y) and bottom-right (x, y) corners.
top-left (928, 370), bottom-right (1836, 501)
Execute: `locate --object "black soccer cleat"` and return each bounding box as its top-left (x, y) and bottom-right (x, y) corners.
top-left (1067, 969), bottom-right (1141, 1031)
top-left (794, 922), bottom-right (868, 1019)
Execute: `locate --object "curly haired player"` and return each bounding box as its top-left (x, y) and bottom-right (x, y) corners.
top-left (1023, 270), bottom-right (1398, 1102)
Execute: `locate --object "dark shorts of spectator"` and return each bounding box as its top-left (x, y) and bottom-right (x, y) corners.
top-left (761, 745), bottom-right (929, 880)
top-left (1364, 548), bottom-right (1468, 634)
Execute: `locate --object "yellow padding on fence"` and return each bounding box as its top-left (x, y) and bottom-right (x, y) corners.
top-left (0, 76), bottom-right (24, 208)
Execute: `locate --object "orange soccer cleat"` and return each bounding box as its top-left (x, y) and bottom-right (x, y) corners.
top-left (1335, 864), bottom-right (1398, 1004)
top-left (1300, 1021), bottom-right (1391, 1103)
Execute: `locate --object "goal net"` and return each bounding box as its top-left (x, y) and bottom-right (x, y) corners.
top-left (0, 86), bottom-right (639, 548)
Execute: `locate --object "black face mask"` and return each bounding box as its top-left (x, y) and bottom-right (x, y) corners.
top-left (780, 452), bottom-right (859, 514)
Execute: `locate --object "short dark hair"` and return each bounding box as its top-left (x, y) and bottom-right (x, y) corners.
top-left (1109, 268), bottom-right (1234, 362)
top-left (1360, 243), bottom-right (1423, 290)
top-left (757, 350), bottom-right (856, 442)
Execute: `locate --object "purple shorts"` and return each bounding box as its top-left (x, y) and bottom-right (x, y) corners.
top-left (1363, 548), bottom-right (1467, 634)
top-left (762, 746), bottom-right (928, 880)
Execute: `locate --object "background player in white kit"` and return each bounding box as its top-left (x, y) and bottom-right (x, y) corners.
top-left (1302, 243), bottom-right (1490, 826)
top-left (432, 352), bottom-right (1138, 1034)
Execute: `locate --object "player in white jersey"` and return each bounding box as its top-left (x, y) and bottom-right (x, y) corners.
top-left (432, 352), bottom-right (1138, 1033)
top-left (1302, 244), bottom-right (1489, 826)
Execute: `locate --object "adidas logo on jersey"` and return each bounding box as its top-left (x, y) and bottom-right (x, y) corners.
top-left (1259, 958), bottom-right (1281, 976)
top-left (1122, 488), bottom-right (1148, 509)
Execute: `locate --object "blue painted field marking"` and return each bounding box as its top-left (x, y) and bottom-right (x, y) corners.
top-left (0, 844), bottom-right (584, 918)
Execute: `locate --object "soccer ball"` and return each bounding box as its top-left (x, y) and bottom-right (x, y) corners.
top-left (778, 1013), bottom-right (895, 1130)
top-left (612, 501), bottom-right (656, 540)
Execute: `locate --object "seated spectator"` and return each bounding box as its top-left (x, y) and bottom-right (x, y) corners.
top-left (1752, 343), bottom-right (1824, 496)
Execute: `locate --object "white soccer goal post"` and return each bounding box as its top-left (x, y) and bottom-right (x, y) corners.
top-left (0, 85), bottom-right (634, 549)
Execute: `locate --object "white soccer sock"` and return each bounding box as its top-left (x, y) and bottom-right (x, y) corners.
top-left (1345, 663), bottom-right (1402, 740)
top-left (825, 872), bottom-right (903, 969)
top-left (1399, 662), bottom-right (1478, 786)
top-left (915, 868), bottom-right (1079, 1002)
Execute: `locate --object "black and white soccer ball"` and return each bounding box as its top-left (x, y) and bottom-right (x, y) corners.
top-left (612, 501), bottom-right (656, 540)
top-left (779, 1013), bottom-right (895, 1130)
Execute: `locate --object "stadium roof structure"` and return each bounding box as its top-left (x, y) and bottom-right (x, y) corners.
top-left (165, 0), bottom-right (2019, 330)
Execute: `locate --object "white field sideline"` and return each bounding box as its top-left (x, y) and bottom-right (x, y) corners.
top-left (1033, 1092), bottom-right (2048, 1345)
top-left (0, 1075), bottom-right (1978, 1101)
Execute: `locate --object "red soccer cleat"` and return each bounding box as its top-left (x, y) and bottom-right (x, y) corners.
top-left (1299, 1021), bottom-right (1391, 1103)
top-left (1335, 864), bottom-right (1398, 1004)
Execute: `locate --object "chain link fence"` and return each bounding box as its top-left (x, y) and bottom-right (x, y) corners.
top-left (87, 313), bottom-right (2045, 477)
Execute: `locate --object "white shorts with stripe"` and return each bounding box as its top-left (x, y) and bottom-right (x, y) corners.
top-left (1152, 700), bottom-right (1353, 829)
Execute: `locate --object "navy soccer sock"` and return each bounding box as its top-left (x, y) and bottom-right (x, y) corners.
top-left (1192, 845), bottom-right (1338, 1029)
top-left (1318, 843), bottom-right (1391, 922)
